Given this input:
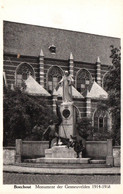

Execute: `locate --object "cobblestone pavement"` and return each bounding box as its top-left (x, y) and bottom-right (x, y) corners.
top-left (3, 165), bottom-right (120, 175)
top-left (3, 173), bottom-right (120, 184)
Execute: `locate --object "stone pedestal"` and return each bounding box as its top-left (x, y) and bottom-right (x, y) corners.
top-left (15, 139), bottom-right (22, 163)
top-left (113, 147), bottom-right (121, 167)
top-left (59, 102), bottom-right (76, 139)
top-left (45, 146), bottom-right (76, 158)
top-left (106, 139), bottom-right (113, 166)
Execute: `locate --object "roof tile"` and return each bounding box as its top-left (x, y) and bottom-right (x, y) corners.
top-left (4, 21), bottom-right (120, 65)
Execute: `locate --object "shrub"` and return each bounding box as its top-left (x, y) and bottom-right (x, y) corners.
top-left (3, 88), bottom-right (57, 145)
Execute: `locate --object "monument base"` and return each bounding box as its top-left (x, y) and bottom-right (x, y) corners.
top-left (45, 146), bottom-right (76, 158)
top-left (23, 146), bottom-right (92, 165)
top-left (59, 101), bottom-right (76, 139)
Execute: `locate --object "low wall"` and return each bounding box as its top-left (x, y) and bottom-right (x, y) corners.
top-left (15, 140), bottom-right (49, 162)
top-left (85, 139), bottom-right (114, 166)
top-left (4, 140), bottom-right (120, 167)
top-left (22, 141), bottom-right (49, 158)
top-left (85, 141), bottom-right (107, 159)
top-left (3, 147), bottom-right (15, 164)
top-left (15, 139), bottom-right (114, 166)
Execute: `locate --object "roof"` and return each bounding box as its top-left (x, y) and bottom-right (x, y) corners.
top-left (24, 75), bottom-right (51, 96)
top-left (88, 81), bottom-right (108, 99)
top-left (53, 85), bottom-right (84, 99)
top-left (86, 90), bottom-right (92, 98)
top-left (4, 21), bottom-right (120, 65)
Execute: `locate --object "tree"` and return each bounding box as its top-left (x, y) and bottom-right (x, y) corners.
top-left (103, 46), bottom-right (121, 145)
top-left (3, 87), bottom-right (57, 146)
top-left (76, 117), bottom-right (94, 140)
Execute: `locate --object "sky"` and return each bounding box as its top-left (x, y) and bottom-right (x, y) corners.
top-left (0, 0), bottom-right (123, 38)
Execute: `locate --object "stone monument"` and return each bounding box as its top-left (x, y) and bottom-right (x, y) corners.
top-left (44, 71), bottom-right (80, 159)
top-left (58, 71), bottom-right (76, 139)
top-left (32, 71), bottom-right (90, 162)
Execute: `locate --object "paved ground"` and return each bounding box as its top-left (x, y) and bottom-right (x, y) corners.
top-left (3, 164), bottom-right (121, 184)
top-left (3, 172), bottom-right (121, 184)
top-left (3, 165), bottom-right (120, 175)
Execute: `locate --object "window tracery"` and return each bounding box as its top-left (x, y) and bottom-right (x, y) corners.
top-left (16, 63), bottom-right (34, 87)
top-left (94, 109), bottom-right (108, 131)
top-left (76, 69), bottom-right (92, 93)
top-left (47, 66), bottom-right (63, 93)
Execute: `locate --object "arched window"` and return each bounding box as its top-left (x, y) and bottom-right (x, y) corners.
top-left (76, 69), bottom-right (92, 94)
top-left (93, 109), bottom-right (108, 132)
top-left (47, 66), bottom-right (63, 93)
top-left (16, 63), bottom-right (35, 87)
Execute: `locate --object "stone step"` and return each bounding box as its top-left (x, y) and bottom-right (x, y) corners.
top-left (23, 158), bottom-right (107, 168)
top-left (24, 157), bottom-right (91, 164)
top-left (90, 160), bottom-right (106, 164)
top-left (20, 162), bottom-right (108, 169)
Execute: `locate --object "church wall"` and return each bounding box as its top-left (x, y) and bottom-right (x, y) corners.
top-left (74, 99), bottom-right (86, 118)
top-left (4, 54), bottom-right (39, 85)
top-left (91, 100), bottom-right (98, 115)
top-left (43, 58), bottom-right (68, 89)
top-left (74, 62), bottom-right (96, 79)
top-left (3, 53), bottom-right (108, 122)
top-left (4, 53), bottom-right (109, 91)
top-left (44, 58), bottom-right (69, 68)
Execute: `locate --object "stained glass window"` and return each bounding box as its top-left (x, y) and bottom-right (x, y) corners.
top-left (76, 69), bottom-right (92, 93)
top-left (48, 66), bottom-right (63, 93)
top-left (16, 63), bottom-right (34, 87)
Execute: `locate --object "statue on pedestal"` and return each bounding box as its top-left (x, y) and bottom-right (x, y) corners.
top-left (58, 71), bottom-right (74, 102)
top-left (42, 71), bottom-right (86, 157)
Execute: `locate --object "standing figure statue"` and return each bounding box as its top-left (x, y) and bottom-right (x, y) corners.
top-left (42, 101), bottom-right (63, 148)
top-left (42, 120), bottom-right (59, 148)
top-left (59, 71), bottom-right (74, 102)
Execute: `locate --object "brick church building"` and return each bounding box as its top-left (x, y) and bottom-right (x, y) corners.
top-left (3, 21), bottom-right (120, 133)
